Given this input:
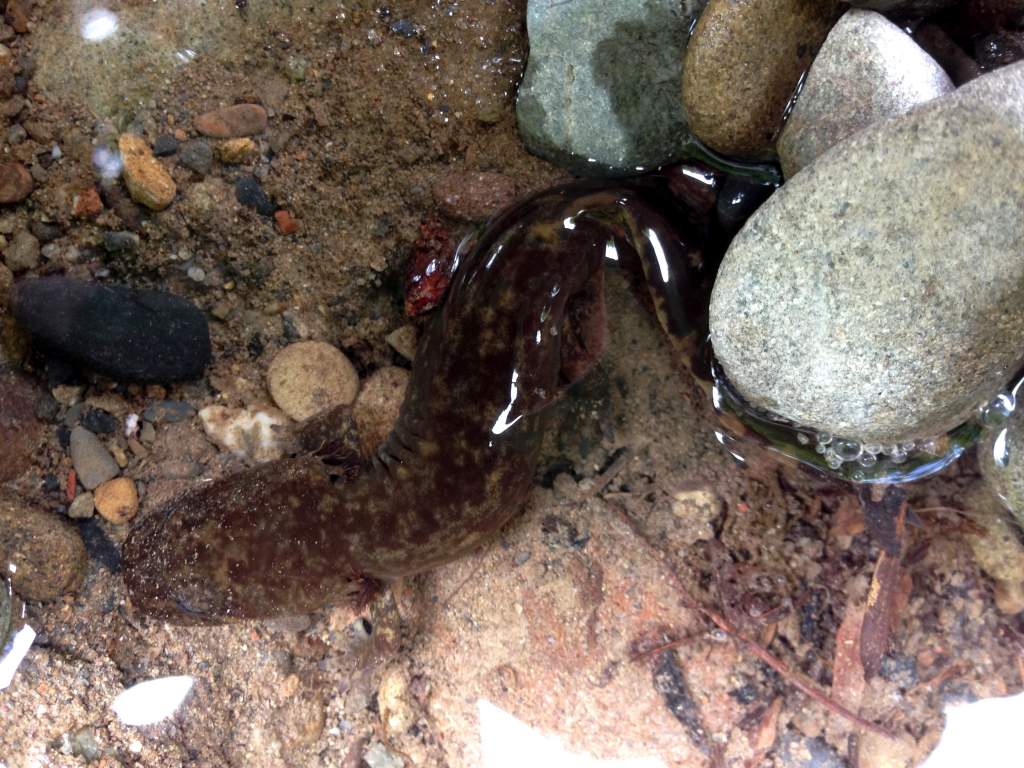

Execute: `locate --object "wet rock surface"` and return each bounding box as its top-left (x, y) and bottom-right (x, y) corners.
top-left (710, 62), bottom-right (1024, 444)
top-left (777, 9), bottom-right (953, 177)
top-left (267, 340), bottom-right (360, 421)
top-left (195, 103), bottom-right (268, 138)
top-left (0, 491), bottom-right (87, 602)
top-left (118, 133), bottom-right (176, 211)
top-left (69, 426), bottom-right (119, 490)
top-left (11, 277), bottom-right (211, 382)
top-left (516, 0), bottom-right (694, 175)
top-left (682, 0), bottom-right (841, 159)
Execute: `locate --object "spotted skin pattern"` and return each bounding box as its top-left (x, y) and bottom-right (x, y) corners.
top-left (122, 178), bottom-right (715, 623)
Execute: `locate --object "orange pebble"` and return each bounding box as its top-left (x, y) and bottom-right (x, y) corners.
top-left (274, 209), bottom-right (299, 235)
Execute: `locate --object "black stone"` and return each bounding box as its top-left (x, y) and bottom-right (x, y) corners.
top-left (30, 220), bottom-right (64, 243)
top-left (152, 133), bottom-right (180, 157)
top-left (81, 408), bottom-right (118, 434)
top-left (235, 174), bottom-right (275, 216)
top-left (12, 277), bottom-right (211, 383)
top-left (102, 231), bottom-right (140, 253)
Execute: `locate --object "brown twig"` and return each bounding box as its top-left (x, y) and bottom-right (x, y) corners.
top-left (612, 501), bottom-right (896, 739)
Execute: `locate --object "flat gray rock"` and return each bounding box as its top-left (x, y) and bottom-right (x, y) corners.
top-left (778, 9), bottom-right (953, 178)
top-left (709, 62), bottom-right (1024, 445)
top-left (516, 0), bottom-right (698, 176)
top-left (69, 426), bottom-right (119, 490)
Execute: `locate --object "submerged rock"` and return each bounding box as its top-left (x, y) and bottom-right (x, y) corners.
top-left (0, 492), bottom-right (87, 601)
top-left (267, 340), bottom-right (359, 421)
top-left (516, 0), bottom-right (694, 175)
top-left (195, 104), bottom-right (268, 138)
top-left (709, 62), bottom-right (1024, 444)
top-left (69, 426), bottom-right (119, 490)
top-left (682, 0), bottom-right (841, 159)
top-left (118, 134), bottom-right (176, 211)
top-left (12, 277), bottom-right (211, 382)
top-left (777, 9), bottom-right (953, 177)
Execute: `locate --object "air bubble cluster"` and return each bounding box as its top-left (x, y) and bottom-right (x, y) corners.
top-left (807, 432), bottom-right (919, 471)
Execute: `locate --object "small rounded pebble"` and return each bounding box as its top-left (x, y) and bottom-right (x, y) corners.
top-left (71, 187), bottom-right (103, 219)
top-left (69, 426), bottom-right (119, 490)
top-left (67, 491), bottom-right (95, 519)
top-left (152, 133), bottom-right (179, 156)
top-left (0, 161), bottom-right (32, 203)
top-left (354, 367), bottom-right (409, 454)
top-left (216, 137), bottom-right (258, 164)
top-left (274, 209), bottom-right (298, 234)
top-left (0, 491), bottom-right (87, 601)
top-left (2, 230), bottom-right (38, 272)
top-left (102, 231), bottom-right (140, 252)
top-left (94, 477), bottom-right (139, 524)
top-left (235, 174), bottom-right (275, 216)
top-left (178, 139), bottom-right (213, 175)
top-left (267, 340), bottom-right (360, 421)
top-left (195, 104), bottom-right (268, 138)
top-left (118, 134), bottom-right (176, 211)
top-left (142, 400), bottom-right (196, 424)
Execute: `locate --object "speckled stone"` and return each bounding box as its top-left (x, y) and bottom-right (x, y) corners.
top-left (267, 340), bottom-right (359, 421)
top-left (118, 134), bottom-right (176, 211)
top-left (682, 0), bottom-right (841, 159)
top-left (709, 62), bottom-right (1024, 444)
top-left (778, 10), bottom-right (953, 178)
top-left (69, 426), bottom-right (119, 489)
top-left (516, 0), bottom-right (696, 175)
top-left (0, 491), bottom-right (87, 601)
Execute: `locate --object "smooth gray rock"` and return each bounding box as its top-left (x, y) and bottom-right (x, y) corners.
top-left (516, 0), bottom-right (699, 176)
top-left (778, 9), bottom-right (953, 178)
top-left (69, 426), bottom-right (119, 490)
top-left (709, 62), bottom-right (1024, 445)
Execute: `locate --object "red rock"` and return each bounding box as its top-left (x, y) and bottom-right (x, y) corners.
top-left (431, 171), bottom-right (517, 222)
top-left (274, 209), bottom-right (299, 235)
top-left (404, 218), bottom-right (454, 317)
top-left (0, 161), bottom-right (32, 203)
top-left (194, 104), bottom-right (268, 138)
top-left (72, 187), bottom-right (103, 218)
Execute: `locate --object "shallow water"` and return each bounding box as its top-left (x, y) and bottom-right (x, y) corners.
top-left (2, 3), bottom-right (1021, 767)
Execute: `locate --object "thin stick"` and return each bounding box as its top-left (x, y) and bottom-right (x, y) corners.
top-left (612, 502), bottom-right (896, 739)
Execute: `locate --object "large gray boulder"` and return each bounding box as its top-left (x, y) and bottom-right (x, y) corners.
top-left (516, 0), bottom-right (697, 176)
top-left (777, 9), bottom-right (953, 178)
top-left (709, 62), bottom-right (1024, 445)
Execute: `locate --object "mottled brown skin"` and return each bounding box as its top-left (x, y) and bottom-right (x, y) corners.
top-left (122, 179), bottom-right (712, 623)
